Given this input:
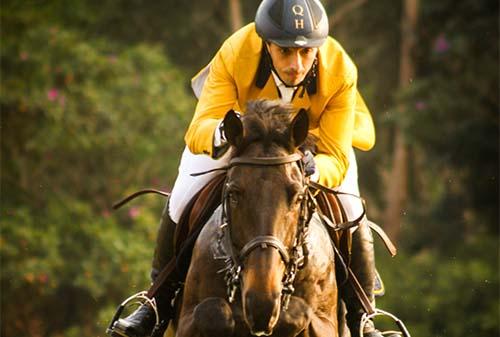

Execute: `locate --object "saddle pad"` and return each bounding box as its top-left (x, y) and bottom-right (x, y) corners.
top-left (174, 173), bottom-right (226, 279)
top-left (374, 269), bottom-right (385, 297)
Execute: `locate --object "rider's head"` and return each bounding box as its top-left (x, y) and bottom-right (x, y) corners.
top-left (255, 0), bottom-right (329, 86)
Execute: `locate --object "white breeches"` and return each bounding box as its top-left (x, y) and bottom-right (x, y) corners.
top-left (169, 146), bottom-right (364, 225)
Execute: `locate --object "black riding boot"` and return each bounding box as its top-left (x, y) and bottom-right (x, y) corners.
top-left (343, 219), bottom-right (383, 337)
top-left (108, 201), bottom-right (178, 337)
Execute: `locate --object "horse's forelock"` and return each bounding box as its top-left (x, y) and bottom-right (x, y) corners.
top-left (235, 100), bottom-right (296, 155)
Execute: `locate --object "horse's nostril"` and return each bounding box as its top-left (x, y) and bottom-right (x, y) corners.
top-left (244, 291), bottom-right (280, 334)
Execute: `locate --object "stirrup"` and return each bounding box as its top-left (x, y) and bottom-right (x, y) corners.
top-left (106, 291), bottom-right (164, 337)
top-left (359, 308), bottom-right (411, 337)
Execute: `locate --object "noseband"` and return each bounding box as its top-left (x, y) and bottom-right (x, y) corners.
top-left (216, 152), bottom-right (314, 310)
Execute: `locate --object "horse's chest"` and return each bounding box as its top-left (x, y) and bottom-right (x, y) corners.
top-left (294, 220), bottom-right (336, 299)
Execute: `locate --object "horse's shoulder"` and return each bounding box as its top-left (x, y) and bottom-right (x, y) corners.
top-left (308, 213), bottom-right (335, 258)
top-left (194, 206), bottom-right (222, 250)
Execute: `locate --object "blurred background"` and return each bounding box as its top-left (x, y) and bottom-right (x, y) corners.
top-left (1, 0), bottom-right (498, 336)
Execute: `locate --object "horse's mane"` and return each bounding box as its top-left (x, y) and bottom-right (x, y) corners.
top-left (234, 99), bottom-right (317, 156)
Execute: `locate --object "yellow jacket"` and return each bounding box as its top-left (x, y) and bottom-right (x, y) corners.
top-left (185, 23), bottom-right (375, 188)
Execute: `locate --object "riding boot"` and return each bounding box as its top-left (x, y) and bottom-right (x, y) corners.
top-left (108, 201), bottom-right (179, 337)
top-left (343, 218), bottom-right (383, 337)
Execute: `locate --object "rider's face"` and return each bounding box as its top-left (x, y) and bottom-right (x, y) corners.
top-left (266, 42), bottom-right (318, 87)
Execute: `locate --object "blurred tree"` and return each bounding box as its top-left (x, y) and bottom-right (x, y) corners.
top-left (229, 0), bottom-right (244, 31)
top-left (1, 0), bottom-right (498, 336)
top-left (383, 0), bottom-right (418, 242)
top-left (1, 3), bottom-right (195, 336)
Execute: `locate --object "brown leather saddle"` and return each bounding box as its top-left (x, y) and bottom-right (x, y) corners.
top-left (172, 173), bottom-right (226, 279)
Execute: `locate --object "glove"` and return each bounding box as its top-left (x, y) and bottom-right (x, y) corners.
top-left (301, 150), bottom-right (317, 177)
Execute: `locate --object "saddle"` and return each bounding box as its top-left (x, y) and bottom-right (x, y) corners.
top-left (173, 173), bottom-right (226, 279)
top-left (315, 189), bottom-right (353, 283)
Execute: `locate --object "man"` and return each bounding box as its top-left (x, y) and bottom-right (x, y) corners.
top-left (109, 0), bottom-right (387, 336)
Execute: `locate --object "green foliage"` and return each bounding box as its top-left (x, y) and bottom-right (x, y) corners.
top-left (335, 1), bottom-right (499, 335)
top-left (1, 7), bottom-right (195, 336)
top-left (381, 0), bottom-right (498, 260)
top-left (376, 235), bottom-right (499, 337)
top-left (1, 0), bottom-right (498, 336)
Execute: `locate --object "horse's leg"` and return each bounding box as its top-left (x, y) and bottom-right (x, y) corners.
top-left (337, 299), bottom-right (351, 337)
top-left (273, 296), bottom-right (338, 337)
top-left (176, 297), bottom-right (235, 337)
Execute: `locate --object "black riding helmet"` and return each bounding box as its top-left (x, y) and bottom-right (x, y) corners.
top-left (255, 0), bottom-right (329, 48)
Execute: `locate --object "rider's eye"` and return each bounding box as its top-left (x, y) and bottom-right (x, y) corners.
top-left (300, 48), bottom-right (312, 55)
top-left (280, 47), bottom-right (291, 55)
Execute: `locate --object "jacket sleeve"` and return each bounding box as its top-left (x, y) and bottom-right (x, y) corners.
top-left (352, 90), bottom-right (375, 151)
top-left (184, 40), bottom-right (237, 156)
top-left (315, 72), bottom-right (357, 188)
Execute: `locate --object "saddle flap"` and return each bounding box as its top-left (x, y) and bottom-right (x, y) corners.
top-left (174, 174), bottom-right (226, 278)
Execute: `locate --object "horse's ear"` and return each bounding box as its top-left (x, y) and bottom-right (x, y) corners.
top-left (291, 109), bottom-right (309, 147)
top-left (223, 110), bottom-right (243, 148)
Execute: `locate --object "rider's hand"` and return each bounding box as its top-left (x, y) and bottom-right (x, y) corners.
top-left (301, 150), bottom-right (317, 178)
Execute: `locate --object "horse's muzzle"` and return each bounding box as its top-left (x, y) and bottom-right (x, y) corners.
top-left (243, 289), bottom-right (281, 336)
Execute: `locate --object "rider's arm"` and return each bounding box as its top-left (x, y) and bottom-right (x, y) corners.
top-left (314, 70), bottom-right (357, 188)
top-left (353, 90), bottom-right (375, 151)
top-left (185, 40), bottom-right (237, 157)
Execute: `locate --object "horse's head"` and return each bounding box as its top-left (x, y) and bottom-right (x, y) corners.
top-left (222, 100), bottom-right (310, 336)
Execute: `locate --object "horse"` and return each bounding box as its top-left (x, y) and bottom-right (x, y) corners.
top-left (174, 100), bottom-right (343, 337)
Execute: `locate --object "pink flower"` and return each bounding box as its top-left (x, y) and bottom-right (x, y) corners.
top-left (19, 51), bottom-right (29, 61)
top-left (47, 88), bottom-right (59, 101)
top-left (38, 273), bottom-right (48, 284)
top-left (433, 34), bottom-right (450, 54)
top-left (128, 207), bottom-right (141, 219)
top-left (415, 101), bottom-right (427, 111)
top-left (108, 55), bottom-right (117, 64)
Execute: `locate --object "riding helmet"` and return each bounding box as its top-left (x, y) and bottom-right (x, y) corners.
top-left (255, 0), bottom-right (329, 47)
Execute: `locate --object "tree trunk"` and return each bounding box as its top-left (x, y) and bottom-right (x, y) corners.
top-left (384, 0), bottom-right (418, 242)
top-left (229, 0), bottom-right (243, 32)
top-left (328, 0), bottom-right (368, 28)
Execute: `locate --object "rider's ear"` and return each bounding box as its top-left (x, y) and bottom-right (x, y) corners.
top-left (223, 110), bottom-right (243, 148)
top-left (291, 109), bottom-right (309, 148)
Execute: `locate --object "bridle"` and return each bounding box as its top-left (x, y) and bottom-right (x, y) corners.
top-left (215, 152), bottom-right (315, 310)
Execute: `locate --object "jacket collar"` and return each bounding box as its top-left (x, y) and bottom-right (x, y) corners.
top-left (255, 41), bottom-right (318, 96)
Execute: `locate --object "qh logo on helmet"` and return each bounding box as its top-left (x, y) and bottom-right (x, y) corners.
top-left (292, 4), bottom-right (305, 30)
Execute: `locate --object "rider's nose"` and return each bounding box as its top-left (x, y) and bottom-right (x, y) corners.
top-left (290, 52), bottom-right (305, 73)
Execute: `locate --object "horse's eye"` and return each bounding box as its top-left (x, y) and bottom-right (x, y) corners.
top-left (287, 183), bottom-right (303, 205)
top-left (228, 191), bottom-right (239, 206)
